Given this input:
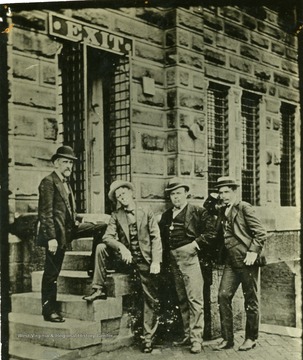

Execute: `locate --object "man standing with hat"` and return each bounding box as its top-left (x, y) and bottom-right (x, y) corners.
top-left (83, 180), bottom-right (162, 353)
top-left (159, 177), bottom-right (217, 354)
top-left (213, 176), bottom-right (267, 351)
top-left (37, 146), bottom-right (106, 322)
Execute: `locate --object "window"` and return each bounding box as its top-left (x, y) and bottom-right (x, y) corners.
top-left (241, 92), bottom-right (261, 205)
top-left (280, 103), bottom-right (296, 206)
top-left (207, 83), bottom-right (229, 192)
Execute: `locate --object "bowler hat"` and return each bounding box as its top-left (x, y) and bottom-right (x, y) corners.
top-left (108, 180), bottom-right (135, 202)
top-left (165, 177), bottom-right (190, 193)
top-left (51, 146), bottom-right (77, 162)
top-left (215, 176), bottom-right (239, 189)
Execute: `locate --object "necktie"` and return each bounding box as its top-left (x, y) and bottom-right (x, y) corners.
top-left (125, 209), bottom-right (135, 215)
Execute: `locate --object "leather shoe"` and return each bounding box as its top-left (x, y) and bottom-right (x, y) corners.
top-left (83, 288), bottom-right (107, 301)
top-left (190, 342), bottom-right (202, 354)
top-left (43, 312), bottom-right (65, 323)
top-left (214, 340), bottom-right (234, 351)
top-left (238, 339), bottom-right (256, 351)
top-left (173, 337), bottom-right (191, 346)
top-left (142, 343), bottom-right (153, 353)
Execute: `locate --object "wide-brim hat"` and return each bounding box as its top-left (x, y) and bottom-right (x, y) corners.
top-left (108, 180), bottom-right (135, 202)
top-left (165, 177), bottom-right (190, 193)
top-left (51, 146), bottom-right (77, 162)
top-left (215, 176), bottom-right (239, 189)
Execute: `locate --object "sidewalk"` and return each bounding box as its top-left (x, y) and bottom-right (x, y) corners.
top-left (84, 327), bottom-right (301, 360)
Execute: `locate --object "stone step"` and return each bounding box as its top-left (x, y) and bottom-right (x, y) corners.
top-left (71, 238), bottom-right (93, 252)
top-left (11, 292), bottom-right (123, 321)
top-left (32, 271), bottom-right (132, 297)
top-left (9, 340), bottom-right (75, 360)
top-left (9, 313), bottom-right (100, 350)
top-left (61, 251), bottom-right (91, 271)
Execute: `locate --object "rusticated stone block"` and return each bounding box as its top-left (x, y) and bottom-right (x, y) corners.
top-left (266, 168), bottom-right (279, 184)
top-left (205, 65), bottom-right (236, 84)
top-left (167, 157), bottom-right (177, 175)
top-left (274, 72), bottom-right (290, 87)
top-left (278, 88), bottom-right (299, 102)
top-left (205, 49), bottom-right (226, 66)
top-left (167, 89), bottom-right (177, 108)
top-left (225, 23), bottom-right (249, 41)
top-left (14, 143), bottom-right (54, 168)
top-left (216, 34), bottom-right (238, 52)
top-left (239, 78), bottom-right (267, 93)
top-left (192, 33), bottom-right (203, 51)
top-left (286, 48), bottom-right (297, 61)
top-left (220, 7), bottom-right (241, 22)
top-left (265, 99), bottom-right (280, 114)
top-left (179, 71), bottom-right (189, 86)
top-left (13, 83), bottom-right (56, 110)
top-left (194, 156), bottom-right (207, 177)
top-left (44, 117), bottom-right (58, 140)
top-left (179, 92), bottom-right (204, 110)
top-left (254, 66), bottom-right (271, 81)
top-left (14, 114), bottom-right (37, 137)
top-left (165, 30), bottom-right (176, 47)
top-left (180, 132), bottom-right (194, 152)
top-left (135, 8), bottom-right (166, 28)
top-left (193, 73), bottom-right (204, 89)
top-left (204, 29), bottom-right (214, 45)
top-left (41, 62), bottom-right (56, 85)
top-left (204, 12), bottom-right (223, 31)
top-left (166, 68), bottom-right (176, 86)
top-left (242, 14), bottom-right (257, 30)
top-left (133, 153), bottom-right (164, 175)
top-left (194, 137), bottom-right (206, 154)
top-left (167, 133), bottom-right (177, 152)
top-left (269, 86), bottom-right (276, 96)
top-left (140, 179), bottom-right (165, 199)
top-left (240, 45), bottom-right (260, 61)
top-left (177, 11), bottom-right (203, 33)
top-left (13, 56), bottom-right (38, 81)
top-left (179, 50), bottom-right (203, 69)
top-left (141, 133), bottom-right (165, 151)
top-left (266, 117), bottom-right (272, 129)
top-left (132, 64), bottom-right (164, 86)
top-left (251, 33), bottom-right (269, 49)
top-left (167, 112), bottom-right (177, 128)
top-left (136, 85), bottom-right (165, 107)
top-left (180, 156), bottom-right (192, 175)
top-left (132, 108), bottom-right (164, 127)
top-left (282, 60), bottom-right (298, 75)
top-left (258, 22), bottom-right (284, 40)
top-left (262, 53), bottom-right (280, 68)
top-left (178, 30), bottom-right (190, 47)
top-left (187, 180), bottom-right (207, 200)
top-left (292, 79), bottom-right (299, 90)
top-left (135, 42), bottom-right (165, 63)
top-left (272, 42), bottom-right (285, 56)
top-left (12, 11), bottom-right (47, 31)
top-left (230, 56), bottom-right (252, 73)
top-left (273, 118), bottom-right (280, 131)
top-left (72, 8), bottom-right (111, 28)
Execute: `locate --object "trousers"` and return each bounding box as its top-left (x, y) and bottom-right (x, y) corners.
top-left (93, 243), bottom-right (159, 343)
top-left (41, 222), bottom-right (105, 314)
top-left (170, 243), bottom-right (204, 345)
top-left (218, 264), bottom-right (259, 342)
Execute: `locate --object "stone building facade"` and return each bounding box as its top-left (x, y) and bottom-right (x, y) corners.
top-left (4, 3), bottom-right (301, 357)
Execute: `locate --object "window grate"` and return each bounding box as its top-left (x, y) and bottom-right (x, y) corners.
top-left (241, 93), bottom-right (260, 205)
top-left (59, 42), bottom-right (86, 213)
top-left (105, 56), bottom-right (131, 198)
top-left (280, 103), bottom-right (296, 206)
top-left (207, 83), bottom-right (229, 192)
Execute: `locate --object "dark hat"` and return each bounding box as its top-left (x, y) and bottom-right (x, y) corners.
top-left (165, 177), bottom-right (190, 193)
top-left (51, 146), bottom-right (77, 163)
top-left (215, 176), bottom-right (239, 189)
top-left (108, 180), bottom-right (135, 202)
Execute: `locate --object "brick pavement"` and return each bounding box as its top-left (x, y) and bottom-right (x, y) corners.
top-left (84, 330), bottom-right (301, 360)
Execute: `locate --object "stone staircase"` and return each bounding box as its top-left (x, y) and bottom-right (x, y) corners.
top-left (9, 236), bottom-right (134, 360)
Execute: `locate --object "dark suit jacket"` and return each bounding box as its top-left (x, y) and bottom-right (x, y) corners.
top-left (102, 206), bottom-right (162, 264)
top-left (227, 200), bottom-right (267, 255)
top-left (159, 203), bottom-right (217, 262)
top-left (36, 171), bottom-right (76, 248)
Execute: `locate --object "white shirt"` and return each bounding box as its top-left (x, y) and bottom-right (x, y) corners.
top-left (172, 202), bottom-right (188, 219)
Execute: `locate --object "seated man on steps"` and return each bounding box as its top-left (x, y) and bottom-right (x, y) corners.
top-left (83, 180), bottom-right (162, 353)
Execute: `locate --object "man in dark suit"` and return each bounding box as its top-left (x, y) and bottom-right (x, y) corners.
top-left (158, 178), bottom-right (217, 354)
top-left (213, 176), bottom-right (267, 352)
top-left (37, 146), bottom-right (106, 323)
top-left (83, 180), bottom-right (162, 353)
